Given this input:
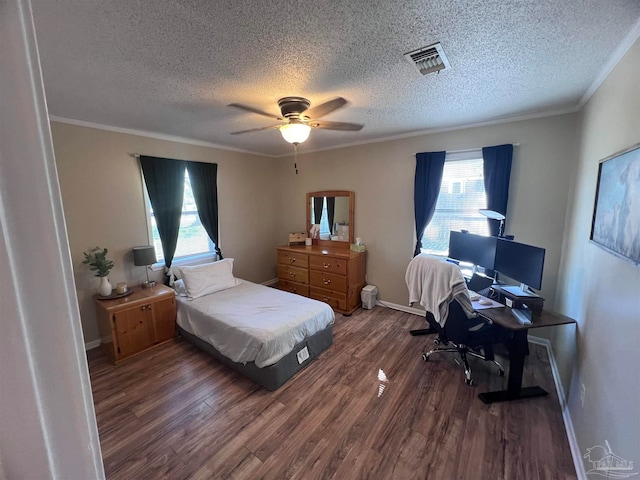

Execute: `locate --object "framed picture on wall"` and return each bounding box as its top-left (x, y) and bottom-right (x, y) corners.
top-left (590, 143), bottom-right (640, 266)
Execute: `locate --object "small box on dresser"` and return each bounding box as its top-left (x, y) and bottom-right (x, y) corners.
top-left (94, 284), bottom-right (177, 363)
top-left (276, 245), bottom-right (366, 315)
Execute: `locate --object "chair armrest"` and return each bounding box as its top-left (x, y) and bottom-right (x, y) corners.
top-left (473, 311), bottom-right (494, 325)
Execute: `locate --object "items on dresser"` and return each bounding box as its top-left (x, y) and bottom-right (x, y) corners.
top-left (289, 232), bottom-right (306, 246)
top-left (276, 245), bottom-right (366, 315)
top-left (94, 284), bottom-right (177, 363)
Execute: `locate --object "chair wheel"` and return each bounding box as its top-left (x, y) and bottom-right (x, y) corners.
top-left (465, 378), bottom-right (474, 386)
top-left (498, 369), bottom-right (505, 377)
top-left (422, 353), bottom-right (429, 362)
top-left (434, 338), bottom-right (440, 345)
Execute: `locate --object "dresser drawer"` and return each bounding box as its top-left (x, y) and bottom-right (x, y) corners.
top-left (310, 287), bottom-right (347, 311)
top-left (309, 256), bottom-right (347, 275)
top-left (277, 251), bottom-right (309, 268)
top-left (277, 280), bottom-right (310, 297)
top-left (310, 270), bottom-right (347, 292)
top-left (278, 265), bottom-right (309, 284)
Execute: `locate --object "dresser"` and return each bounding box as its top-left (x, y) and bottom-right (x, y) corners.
top-left (94, 284), bottom-right (177, 363)
top-left (276, 245), bottom-right (366, 315)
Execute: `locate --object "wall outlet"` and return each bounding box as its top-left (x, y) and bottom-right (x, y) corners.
top-left (580, 383), bottom-right (586, 407)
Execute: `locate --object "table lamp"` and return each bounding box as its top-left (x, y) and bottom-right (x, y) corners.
top-left (133, 245), bottom-right (157, 288)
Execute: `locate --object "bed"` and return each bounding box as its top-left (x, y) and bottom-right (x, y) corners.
top-left (174, 261), bottom-right (335, 390)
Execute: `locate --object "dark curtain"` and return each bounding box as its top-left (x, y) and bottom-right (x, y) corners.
top-left (139, 156), bottom-right (185, 269)
top-left (313, 197), bottom-right (324, 224)
top-left (414, 151), bottom-right (446, 256)
top-left (185, 161), bottom-right (223, 259)
top-left (327, 196), bottom-right (335, 235)
top-left (482, 144), bottom-right (513, 237)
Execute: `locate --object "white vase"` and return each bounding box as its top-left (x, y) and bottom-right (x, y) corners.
top-left (98, 276), bottom-right (112, 296)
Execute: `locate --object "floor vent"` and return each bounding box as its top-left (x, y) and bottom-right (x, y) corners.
top-left (404, 42), bottom-right (450, 76)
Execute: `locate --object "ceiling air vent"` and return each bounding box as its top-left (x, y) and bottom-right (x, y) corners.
top-left (404, 43), bottom-right (450, 76)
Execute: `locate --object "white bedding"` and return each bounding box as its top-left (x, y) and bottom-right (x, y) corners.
top-left (176, 280), bottom-right (335, 368)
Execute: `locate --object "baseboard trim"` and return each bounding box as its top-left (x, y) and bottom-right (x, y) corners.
top-left (84, 339), bottom-right (101, 351)
top-left (262, 278), bottom-right (278, 287)
top-left (375, 299), bottom-right (425, 316)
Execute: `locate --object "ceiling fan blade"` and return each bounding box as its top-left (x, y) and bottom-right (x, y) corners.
top-left (304, 97), bottom-right (347, 119)
top-left (310, 120), bottom-right (364, 131)
top-left (230, 124), bottom-right (282, 135)
top-left (228, 103), bottom-right (283, 120)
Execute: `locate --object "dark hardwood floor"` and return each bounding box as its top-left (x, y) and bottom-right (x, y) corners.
top-left (88, 306), bottom-right (577, 480)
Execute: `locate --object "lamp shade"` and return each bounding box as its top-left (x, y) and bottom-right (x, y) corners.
top-left (133, 245), bottom-right (156, 266)
top-left (478, 209), bottom-right (505, 221)
top-left (280, 123), bottom-right (311, 144)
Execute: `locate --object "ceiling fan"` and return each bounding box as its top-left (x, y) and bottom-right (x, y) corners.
top-left (228, 97), bottom-right (364, 144)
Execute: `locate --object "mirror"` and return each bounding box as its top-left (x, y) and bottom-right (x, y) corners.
top-left (307, 190), bottom-right (355, 248)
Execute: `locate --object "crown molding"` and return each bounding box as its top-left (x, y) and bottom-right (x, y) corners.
top-left (48, 115), bottom-right (277, 157)
top-left (578, 17), bottom-right (640, 109)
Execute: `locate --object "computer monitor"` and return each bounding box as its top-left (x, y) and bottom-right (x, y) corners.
top-left (448, 231), bottom-right (497, 270)
top-left (494, 238), bottom-right (545, 295)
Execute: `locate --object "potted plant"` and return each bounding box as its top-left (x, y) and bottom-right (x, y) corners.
top-left (83, 247), bottom-right (115, 296)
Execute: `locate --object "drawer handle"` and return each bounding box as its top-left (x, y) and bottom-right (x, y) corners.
top-left (289, 257), bottom-right (296, 263)
top-left (289, 287), bottom-right (297, 293)
top-left (322, 297), bottom-right (329, 302)
top-left (322, 263), bottom-right (330, 269)
top-left (289, 272), bottom-right (296, 278)
top-left (323, 279), bottom-right (331, 285)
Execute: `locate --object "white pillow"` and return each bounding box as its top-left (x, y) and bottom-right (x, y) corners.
top-left (178, 258), bottom-right (240, 299)
top-left (173, 279), bottom-right (188, 297)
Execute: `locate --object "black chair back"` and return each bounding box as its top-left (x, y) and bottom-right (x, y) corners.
top-left (425, 299), bottom-right (470, 345)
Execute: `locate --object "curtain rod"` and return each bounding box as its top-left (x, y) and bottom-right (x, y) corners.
top-left (448, 143), bottom-right (520, 154)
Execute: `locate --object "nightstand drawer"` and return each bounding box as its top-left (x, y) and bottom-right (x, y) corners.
top-left (277, 251), bottom-right (309, 268)
top-left (278, 265), bottom-right (309, 284)
top-left (309, 256), bottom-right (347, 274)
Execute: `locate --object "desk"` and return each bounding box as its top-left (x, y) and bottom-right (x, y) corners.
top-left (475, 306), bottom-right (576, 404)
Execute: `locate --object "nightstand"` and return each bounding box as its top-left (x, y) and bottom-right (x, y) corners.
top-left (94, 284), bottom-right (177, 363)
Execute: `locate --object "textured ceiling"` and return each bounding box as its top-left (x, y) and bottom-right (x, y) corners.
top-left (31, 0), bottom-right (640, 157)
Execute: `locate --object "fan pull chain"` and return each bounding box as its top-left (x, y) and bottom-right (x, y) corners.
top-left (293, 143), bottom-right (299, 175)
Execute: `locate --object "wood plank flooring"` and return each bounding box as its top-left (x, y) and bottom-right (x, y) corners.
top-left (87, 306), bottom-right (577, 480)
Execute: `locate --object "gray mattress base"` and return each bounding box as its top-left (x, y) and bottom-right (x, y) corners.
top-left (177, 324), bottom-right (333, 391)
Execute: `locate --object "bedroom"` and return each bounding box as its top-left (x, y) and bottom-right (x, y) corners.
top-left (2, 0), bottom-right (639, 478)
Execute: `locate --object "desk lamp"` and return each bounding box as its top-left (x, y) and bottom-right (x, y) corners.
top-left (133, 245), bottom-right (157, 288)
top-left (479, 209), bottom-right (506, 237)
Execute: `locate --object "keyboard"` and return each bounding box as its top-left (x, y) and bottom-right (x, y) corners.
top-left (511, 308), bottom-right (532, 325)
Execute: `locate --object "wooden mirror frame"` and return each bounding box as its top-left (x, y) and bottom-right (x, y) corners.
top-left (307, 190), bottom-right (355, 249)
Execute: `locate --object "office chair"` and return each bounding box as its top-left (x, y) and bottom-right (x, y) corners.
top-left (422, 299), bottom-right (505, 386)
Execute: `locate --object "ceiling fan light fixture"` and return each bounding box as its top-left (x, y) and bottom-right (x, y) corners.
top-left (280, 123), bottom-right (311, 144)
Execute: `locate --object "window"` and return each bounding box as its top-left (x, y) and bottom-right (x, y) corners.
top-left (146, 169), bottom-right (215, 263)
top-left (421, 151), bottom-right (489, 256)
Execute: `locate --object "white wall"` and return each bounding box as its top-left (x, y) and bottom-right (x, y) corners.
top-left (555, 38), bottom-right (640, 467)
top-left (51, 122), bottom-right (279, 344)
